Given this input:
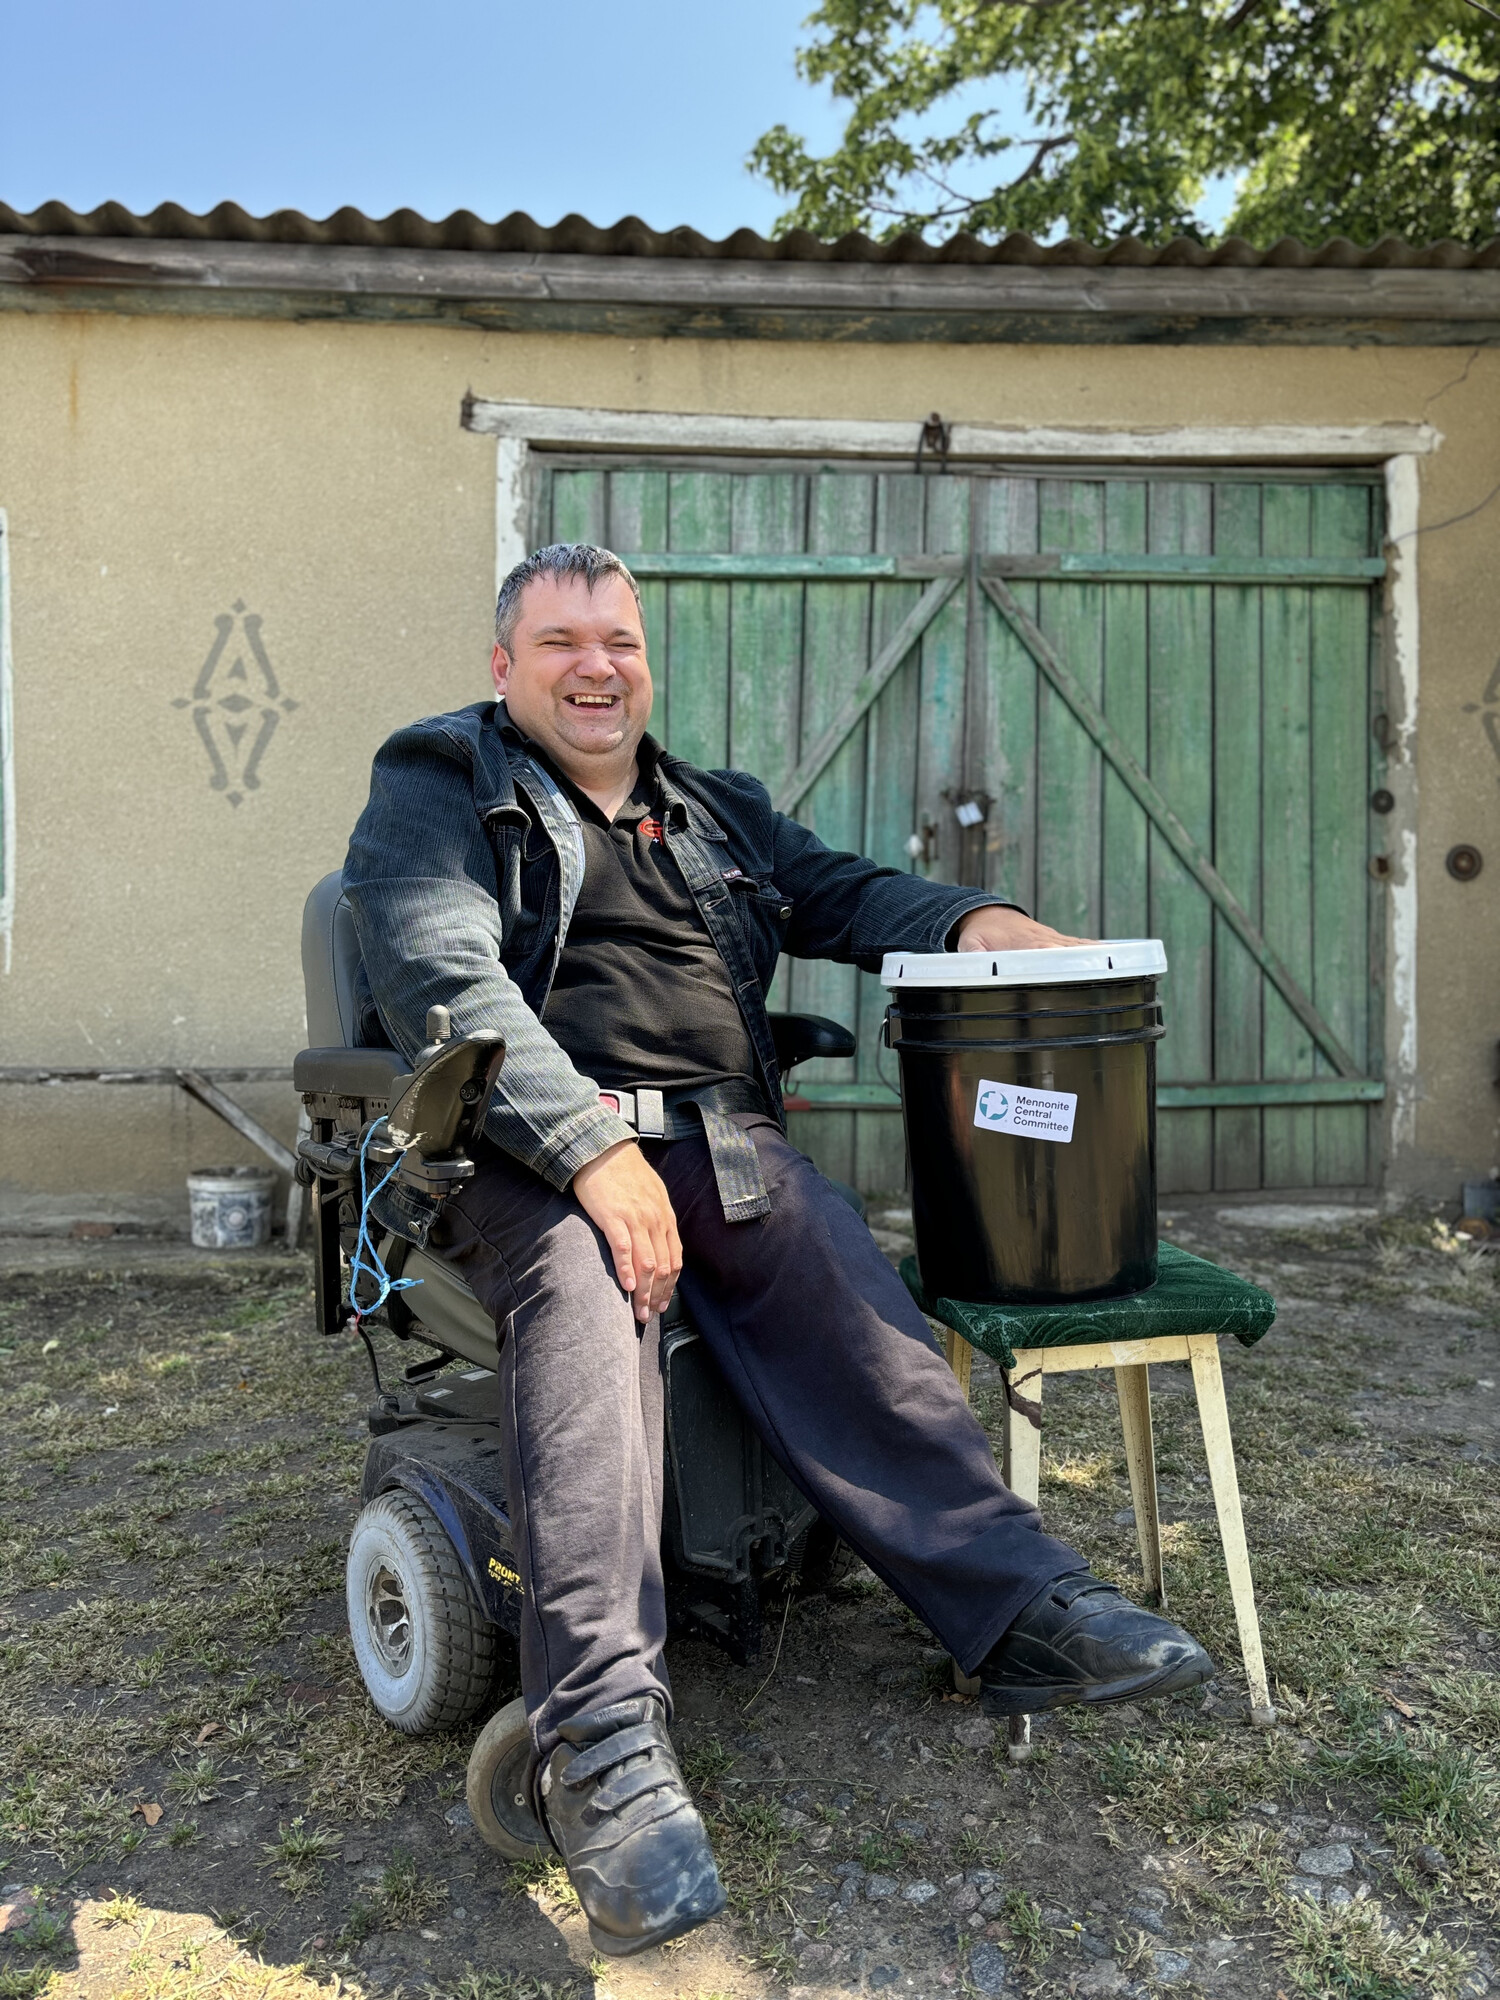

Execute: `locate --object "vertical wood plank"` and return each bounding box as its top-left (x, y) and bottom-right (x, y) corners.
top-left (609, 471), bottom-right (670, 738)
top-left (914, 477), bottom-right (971, 896)
top-left (729, 474), bottom-right (806, 1019)
top-left (1310, 483), bottom-right (1374, 1185)
top-left (1149, 482), bottom-right (1215, 1193)
top-left (855, 472), bottom-right (929, 1192)
top-left (1260, 486), bottom-right (1316, 1186)
top-left (1101, 483), bottom-right (1150, 940)
top-left (728, 473), bottom-right (805, 793)
top-left (608, 468), bottom-right (669, 553)
top-left (1211, 481), bottom-right (1266, 1190)
top-left (788, 471), bottom-right (876, 1184)
top-left (664, 471), bottom-right (732, 768)
top-left (906, 472), bottom-right (971, 1188)
top-left (549, 470), bottom-right (607, 544)
top-left (531, 461), bottom-right (555, 546)
top-left (1365, 476), bottom-right (1389, 1151)
top-left (974, 478), bottom-right (1040, 911)
top-left (1036, 480), bottom-right (1104, 936)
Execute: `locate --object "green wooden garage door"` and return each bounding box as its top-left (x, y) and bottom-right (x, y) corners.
top-left (534, 460), bottom-right (1386, 1196)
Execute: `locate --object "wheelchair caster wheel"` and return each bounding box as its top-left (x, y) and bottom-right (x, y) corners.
top-left (467, 1696), bottom-right (550, 1860)
top-left (347, 1490), bottom-right (497, 1734)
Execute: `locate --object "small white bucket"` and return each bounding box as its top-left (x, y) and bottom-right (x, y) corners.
top-left (188, 1166), bottom-right (276, 1249)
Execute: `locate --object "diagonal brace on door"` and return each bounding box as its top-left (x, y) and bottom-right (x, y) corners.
top-left (981, 575), bottom-right (1362, 1082)
top-left (773, 574), bottom-right (962, 816)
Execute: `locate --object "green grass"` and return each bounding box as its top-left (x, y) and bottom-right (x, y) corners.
top-left (1319, 1690), bottom-right (1500, 1849)
top-left (259, 1816), bottom-right (337, 1897)
top-left (372, 1848), bottom-right (448, 1927)
top-left (0, 1970), bottom-right (59, 1999)
top-left (681, 1734), bottom-right (736, 1789)
top-left (443, 1977), bottom-right (585, 2000)
top-left (1280, 1892), bottom-right (1477, 2000)
top-left (1001, 1889), bottom-right (1052, 1965)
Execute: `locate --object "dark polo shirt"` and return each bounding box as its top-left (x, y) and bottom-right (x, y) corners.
top-left (536, 741), bottom-right (760, 1097)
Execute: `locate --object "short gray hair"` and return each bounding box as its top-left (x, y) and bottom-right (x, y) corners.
top-left (493, 542), bottom-right (643, 652)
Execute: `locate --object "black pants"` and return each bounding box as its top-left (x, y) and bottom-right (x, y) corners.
top-left (433, 1116), bottom-right (1082, 1754)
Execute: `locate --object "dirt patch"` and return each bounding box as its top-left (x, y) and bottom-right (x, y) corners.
top-left (0, 1207), bottom-right (1497, 2000)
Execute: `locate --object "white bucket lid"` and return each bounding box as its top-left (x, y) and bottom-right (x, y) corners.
top-left (880, 938), bottom-right (1167, 988)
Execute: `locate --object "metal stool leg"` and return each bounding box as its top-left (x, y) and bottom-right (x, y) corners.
top-left (1188, 1334), bottom-right (1275, 1727)
top-left (1115, 1361), bottom-right (1166, 1608)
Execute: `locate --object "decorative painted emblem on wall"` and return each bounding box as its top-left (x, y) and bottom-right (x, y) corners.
top-left (171, 602), bottom-right (297, 806)
top-left (1463, 652), bottom-right (1500, 784)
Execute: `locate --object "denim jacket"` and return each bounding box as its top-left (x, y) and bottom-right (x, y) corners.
top-left (343, 701), bottom-right (1008, 1240)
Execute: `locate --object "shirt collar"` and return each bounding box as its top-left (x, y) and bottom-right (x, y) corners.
top-left (498, 705), bottom-right (664, 815)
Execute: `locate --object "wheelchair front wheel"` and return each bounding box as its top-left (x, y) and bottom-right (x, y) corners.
top-left (467, 1696), bottom-right (551, 1860)
top-left (792, 1518), bottom-right (861, 1594)
top-left (347, 1490), bottom-right (497, 1734)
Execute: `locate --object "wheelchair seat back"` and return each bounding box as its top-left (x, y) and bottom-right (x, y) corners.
top-left (297, 873), bottom-right (497, 1364)
top-left (303, 871), bottom-right (365, 1050)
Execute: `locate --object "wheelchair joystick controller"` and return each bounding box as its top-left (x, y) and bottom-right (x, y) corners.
top-left (295, 1023), bottom-right (505, 1198)
top-left (383, 1027), bottom-right (506, 1189)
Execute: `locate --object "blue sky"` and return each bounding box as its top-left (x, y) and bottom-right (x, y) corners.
top-left (0, 0), bottom-right (1233, 239)
top-left (0, 0), bottom-right (846, 237)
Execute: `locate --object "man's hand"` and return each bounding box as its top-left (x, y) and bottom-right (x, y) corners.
top-left (572, 1140), bottom-right (683, 1324)
top-left (953, 904), bottom-right (1095, 953)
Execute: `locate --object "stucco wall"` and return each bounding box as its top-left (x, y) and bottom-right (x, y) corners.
top-left (0, 308), bottom-right (1496, 1225)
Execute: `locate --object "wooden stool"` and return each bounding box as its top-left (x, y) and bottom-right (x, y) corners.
top-left (904, 1246), bottom-right (1277, 1753)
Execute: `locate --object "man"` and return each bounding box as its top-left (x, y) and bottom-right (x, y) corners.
top-left (344, 543), bottom-right (1211, 1959)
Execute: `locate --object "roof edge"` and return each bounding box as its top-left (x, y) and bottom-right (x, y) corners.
top-left (3, 198), bottom-right (1498, 271)
top-left (4, 231), bottom-right (1498, 347)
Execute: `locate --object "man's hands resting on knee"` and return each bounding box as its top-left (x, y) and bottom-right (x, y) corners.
top-left (573, 1141), bottom-right (683, 1324)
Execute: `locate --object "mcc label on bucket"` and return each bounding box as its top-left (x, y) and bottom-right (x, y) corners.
top-left (973, 1079), bottom-right (1078, 1144)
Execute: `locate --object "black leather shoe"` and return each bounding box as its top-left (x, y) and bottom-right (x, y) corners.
top-left (980, 1571), bottom-right (1213, 1714)
top-left (538, 1696), bottom-right (726, 1957)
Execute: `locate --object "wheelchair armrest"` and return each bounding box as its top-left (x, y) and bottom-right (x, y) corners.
top-left (294, 1047), bottom-right (411, 1099)
top-left (770, 1012), bottom-right (857, 1073)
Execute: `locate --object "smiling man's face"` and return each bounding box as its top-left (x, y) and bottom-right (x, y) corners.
top-left (489, 571), bottom-right (653, 776)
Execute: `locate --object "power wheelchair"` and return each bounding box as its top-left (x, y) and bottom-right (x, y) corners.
top-left (292, 874), bottom-right (862, 1857)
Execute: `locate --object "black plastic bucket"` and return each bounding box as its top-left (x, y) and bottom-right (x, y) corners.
top-left (882, 942), bottom-right (1166, 1304)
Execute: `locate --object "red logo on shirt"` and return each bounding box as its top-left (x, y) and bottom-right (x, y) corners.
top-left (637, 816), bottom-right (665, 845)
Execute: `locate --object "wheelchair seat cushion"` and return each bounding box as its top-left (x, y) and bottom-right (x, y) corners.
top-left (901, 1242), bottom-right (1276, 1371)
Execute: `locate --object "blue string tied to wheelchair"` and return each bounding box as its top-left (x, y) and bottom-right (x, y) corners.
top-left (348, 1123), bottom-right (423, 1326)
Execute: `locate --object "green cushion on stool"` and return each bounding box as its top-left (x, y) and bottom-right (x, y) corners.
top-left (900, 1242), bottom-right (1277, 1372)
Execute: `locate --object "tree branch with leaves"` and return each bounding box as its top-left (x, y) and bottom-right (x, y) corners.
top-left (749, 0), bottom-right (1500, 245)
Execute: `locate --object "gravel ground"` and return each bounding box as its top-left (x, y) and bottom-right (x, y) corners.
top-left (0, 1198), bottom-right (1497, 2000)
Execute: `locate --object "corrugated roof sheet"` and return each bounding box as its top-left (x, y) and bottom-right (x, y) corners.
top-left (2, 198), bottom-right (1497, 269)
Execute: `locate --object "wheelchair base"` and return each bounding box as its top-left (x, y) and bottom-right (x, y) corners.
top-left (358, 1376), bottom-right (820, 1668)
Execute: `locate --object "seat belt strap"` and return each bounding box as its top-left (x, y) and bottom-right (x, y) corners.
top-left (597, 1081), bottom-right (770, 1224)
top-left (697, 1107), bottom-right (771, 1224)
